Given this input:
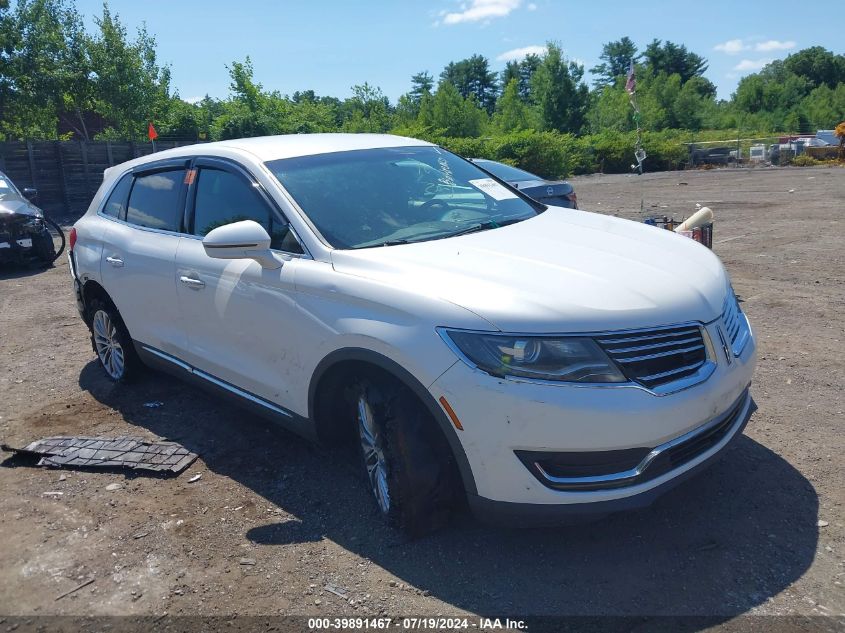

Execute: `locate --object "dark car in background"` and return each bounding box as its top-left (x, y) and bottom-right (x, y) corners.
top-left (0, 170), bottom-right (57, 265)
top-left (470, 158), bottom-right (577, 209)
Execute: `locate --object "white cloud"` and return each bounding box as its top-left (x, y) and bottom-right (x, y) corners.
top-left (733, 58), bottom-right (773, 72)
top-left (714, 39), bottom-right (747, 55)
top-left (441, 0), bottom-right (522, 25)
top-left (183, 96), bottom-right (204, 104)
top-left (716, 38), bottom-right (797, 55)
top-left (527, 2), bottom-right (537, 9)
top-left (754, 39), bottom-right (796, 52)
top-left (496, 45), bottom-right (547, 62)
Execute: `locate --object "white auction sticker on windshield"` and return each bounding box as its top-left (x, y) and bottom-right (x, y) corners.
top-left (468, 178), bottom-right (518, 201)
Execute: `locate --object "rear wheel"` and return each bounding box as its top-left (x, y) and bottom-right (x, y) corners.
top-left (88, 298), bottom-right (140, 382)
top-left (353, 376), bottom-right (457, 535)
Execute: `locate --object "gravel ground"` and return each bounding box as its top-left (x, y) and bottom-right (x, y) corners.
top-left (0, 166), bottom-right (843, 626)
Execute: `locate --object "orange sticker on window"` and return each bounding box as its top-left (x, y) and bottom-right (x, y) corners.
top-left (184, 168), bottom-right (197, 185)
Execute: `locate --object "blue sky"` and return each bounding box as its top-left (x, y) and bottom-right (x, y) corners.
top-left (71, 0), bottom-right (842, 103)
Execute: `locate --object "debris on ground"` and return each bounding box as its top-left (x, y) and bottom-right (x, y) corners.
top-left (188, 473), bottom-right (202, 483)
top-left (55, 578), bottom-right (94, 601)
top-left (105, 482), bottom-right (122, 491)
top-left (818, 520), bottom-right (829, 528)
top-left (324, 584), bottom-right (349, 599)
top-left (239, 558), bottom-right (256, 566)
top-left (1, 436), bottom-right (198, 474)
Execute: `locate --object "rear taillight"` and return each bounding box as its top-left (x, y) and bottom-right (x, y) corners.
top-left (69, 227), bottom-right (77, 251)
top-left (566, 193), bottom-right (577, 207)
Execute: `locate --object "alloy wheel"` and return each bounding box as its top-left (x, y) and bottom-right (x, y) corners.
top-left (92, 309), bottom-right (125, 380)
top-left (357, 394), bottom-right (390, 514)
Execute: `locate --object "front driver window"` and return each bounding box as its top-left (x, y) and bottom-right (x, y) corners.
top-left (192, 168), bottom-right (301, 253)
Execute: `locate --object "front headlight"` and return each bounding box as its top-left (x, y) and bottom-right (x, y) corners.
top-left (439, 329), bottom-right (627, 383)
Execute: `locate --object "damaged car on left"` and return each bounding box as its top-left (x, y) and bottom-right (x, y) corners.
top-left (0, 170), bottom-right (62, 266)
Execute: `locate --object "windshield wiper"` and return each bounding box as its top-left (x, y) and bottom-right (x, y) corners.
top-left (444, 216), bottom-right (529, 239)
top-left (353, 238), bottom-right (413, 249)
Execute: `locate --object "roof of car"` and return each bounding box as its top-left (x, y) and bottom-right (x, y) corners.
top-left (102, 134), bottom-right (437, 183)
top-left (159, 133), bottom-right (434, 164)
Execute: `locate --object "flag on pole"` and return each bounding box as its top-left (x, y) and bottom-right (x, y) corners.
top-left (625, 61), bottom-right (636, 95)
top-left (147, 122), bottom-right (158, 141)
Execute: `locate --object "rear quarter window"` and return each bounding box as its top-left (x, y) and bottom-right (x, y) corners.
top-left (126, 169), bottom-right (185, 231)
top-left (101, 173), bottom-right (133, 218)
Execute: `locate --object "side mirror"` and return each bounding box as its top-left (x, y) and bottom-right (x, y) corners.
top-left (23, 187), bottom-right (38, 201)
top-left (202, 220), bottom-right (281, 269)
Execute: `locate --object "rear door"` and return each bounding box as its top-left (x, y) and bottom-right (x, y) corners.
top-left (174, 157), bottom-right (306, 408)
top-left (100, 160), bottom-right (189, 355)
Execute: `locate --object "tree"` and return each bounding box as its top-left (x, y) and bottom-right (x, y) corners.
top-left (88, 5), bottom-right (171, 140)
top-left (801, 84), bottom-right (845, 130)
top-left (529, 42), bottom-right (589, 134)
top-left (0, 0), bottom-right (83, 139)
top-left (643, 39), bottom-right (707, 83)
top-left (494, 78), bottom-right (534, 132)
top-left (590, 37), bottom-right (639, 87)
top-left (418, 81), bottom-right (485, 136)
top-left (834, 121), bottom-right (845, 160)
top-left (783, 47), bottom-right (845, 90)
top-left (409, 71), bottom-right (434, 104)
top-left (586, 76), bottom-right (632, 132)
top-left (440, 54), bottom-right (498, 113)
top-left (342, 83), bottom-right (391, 132)
top-left (212, 57), bottom-right (279, 139)
top-left (395, 71), bottom-right (434, 121)
top-left (501, 53), bottom-right (542, 101)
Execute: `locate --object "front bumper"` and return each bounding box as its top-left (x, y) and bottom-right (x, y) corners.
top-left (468, 393), bottom-right (755, 526)
top-left (430, 320), bottom-right (757, 516)
top-left (0, 234), bottom-right (34, 262)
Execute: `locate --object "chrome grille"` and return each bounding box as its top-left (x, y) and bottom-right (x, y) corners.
top-left (596, 324), bottom-right (708, 390)
top-left (722, 291), bottom-right (750, 357)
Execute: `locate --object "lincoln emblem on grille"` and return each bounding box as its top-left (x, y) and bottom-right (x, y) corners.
top-left (546, 186), bottom-right (554, 196)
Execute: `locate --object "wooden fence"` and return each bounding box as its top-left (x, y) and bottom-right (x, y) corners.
top-left (0, 140), bottom-right (199, 218)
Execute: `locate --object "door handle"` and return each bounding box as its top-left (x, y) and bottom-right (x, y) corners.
top-left (179, 275), bottom-right (205, 289)
top-left (105, 255), bottom-right (124, 267)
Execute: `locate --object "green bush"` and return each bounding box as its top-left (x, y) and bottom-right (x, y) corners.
top-left (399, 129), bottom-right (691, 179)
top-left (791, 154), bottom-right (820, 166)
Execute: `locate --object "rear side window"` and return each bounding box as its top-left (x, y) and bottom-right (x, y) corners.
top-left (192, 168), bottom-right (301, 253)
top-left (101, 173), bottom-right (132, 218)
top-left (126, 169), bottom-right (184, 231)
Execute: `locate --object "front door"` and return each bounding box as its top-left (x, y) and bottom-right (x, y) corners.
top-left (174, 158), bottom-right (305, 410)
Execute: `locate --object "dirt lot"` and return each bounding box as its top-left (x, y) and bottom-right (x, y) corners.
top-left (1, 166), bottom-right (843, 626)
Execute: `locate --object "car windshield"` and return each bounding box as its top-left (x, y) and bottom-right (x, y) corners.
top-left (265, 146), bottom-right (541, 249)
top-left (0, 173), bottom-right (22, 201)
top-left (474, 160), bottom-right (540, 182)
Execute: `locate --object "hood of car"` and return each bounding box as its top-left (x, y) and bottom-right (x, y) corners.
top-left (330, 208), bottom-right (728, 333)
top-left (0, 197), bottom-right (42, 219)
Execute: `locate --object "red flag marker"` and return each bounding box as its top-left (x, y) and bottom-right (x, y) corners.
top-left (148, 122), bottom-right (158, 141)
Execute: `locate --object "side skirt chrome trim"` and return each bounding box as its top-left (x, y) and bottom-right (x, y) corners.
top-left (143, 345), bottom-right (193, 372)
top-left (141, 345), bottom-right (293, 419)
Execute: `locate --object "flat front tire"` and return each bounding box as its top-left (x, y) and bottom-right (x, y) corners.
top-left (353, 377), bottom-right (457, 535)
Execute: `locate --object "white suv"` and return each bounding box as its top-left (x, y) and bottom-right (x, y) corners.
top-left (69, 134), bottom-right (757, 532)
